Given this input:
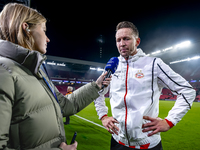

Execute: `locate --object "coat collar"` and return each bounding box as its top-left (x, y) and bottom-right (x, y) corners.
top-left (0, 39), bottom-right (46, 76)
top-left (119, 48), bottom-right (146, 63)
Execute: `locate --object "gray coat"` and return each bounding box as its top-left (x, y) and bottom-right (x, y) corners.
top-left (0, 40), bottom-right (100, 150)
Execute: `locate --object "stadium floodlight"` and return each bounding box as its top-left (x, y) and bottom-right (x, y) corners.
top-left (151, 50), bottom-right (161, 55)
top-left (191, 56), bottom-right (200, 60)
top-left (174, 41), bottom-right (191, 49)
top-left (170, 55), bottom-right (200, 64)
top-left (90, 67), bottom-right (104, 71)
top-left (57, 63), bottom-right (66, 66)
top-left (47, 61), bottom-right (56, 65)
top-left (97, 68), bottom-right (104, 71)
top-left (149, 40), bottom-right (191, 56)
top-left (163, 46), bottom-right (173, 52)
top-left (170, 58), bottom-right (189, 64)
top-left (90, 67), bottom-right (96, 70)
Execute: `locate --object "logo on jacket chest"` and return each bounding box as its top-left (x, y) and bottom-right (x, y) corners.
top-left (135, 70), bottom-right (144, 79)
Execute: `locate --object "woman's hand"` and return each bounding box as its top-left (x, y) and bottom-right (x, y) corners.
top-left (96, 71), bottom-right (112, 89)
top-left (59, 141), bottom-right (78, 150)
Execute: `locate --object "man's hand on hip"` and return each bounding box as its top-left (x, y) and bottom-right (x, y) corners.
top-left (101, 116), bottom-right (119, 135)
top-left (142, 116), bottom-right (171, 137)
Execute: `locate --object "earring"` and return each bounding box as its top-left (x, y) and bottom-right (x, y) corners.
top-left (26, 28), bottom-right (30, 32)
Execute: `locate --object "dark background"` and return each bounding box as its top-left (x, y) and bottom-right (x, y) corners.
top-left (31, 1), bottom-right (200, 63)
top-left (1, 0), bottom-right (200, 63)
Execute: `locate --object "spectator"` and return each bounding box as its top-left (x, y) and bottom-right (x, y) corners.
top-left (64, 86), bottom-right (74, 125)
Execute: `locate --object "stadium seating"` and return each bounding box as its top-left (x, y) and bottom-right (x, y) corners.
top-left (159, 88), bottom-right (177, 100)
top-left (162, 88), bottom-right (173, 95)
top-left (55, 85), bottom-right (82, 95)
top-left (55, 84), bottom-right (200, 102)
top-left (196, 95), bottom-right (200, 100)
top-left (55, 85), bottom-right (68, 95)
top-left (159, 95), bottom-right (170, 100)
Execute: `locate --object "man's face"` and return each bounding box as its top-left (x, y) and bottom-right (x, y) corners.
top-left (116, 28), bottom-right (140, 58)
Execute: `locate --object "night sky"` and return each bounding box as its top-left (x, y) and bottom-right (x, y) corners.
top-left (31, 1), bottom-right (200, 63)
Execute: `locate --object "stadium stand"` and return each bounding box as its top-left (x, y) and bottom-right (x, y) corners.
top-left (46, 55), bottom-right (110, 96)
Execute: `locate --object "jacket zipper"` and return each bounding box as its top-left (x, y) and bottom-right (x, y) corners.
top-left (124, 58), bottom-right (130, 146)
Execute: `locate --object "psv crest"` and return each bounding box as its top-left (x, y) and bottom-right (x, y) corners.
top-left (135, 70), bottom-right (144, 79)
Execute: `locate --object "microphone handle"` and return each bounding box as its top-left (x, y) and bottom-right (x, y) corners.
top-left (101, 70), bottom-right (112, 89)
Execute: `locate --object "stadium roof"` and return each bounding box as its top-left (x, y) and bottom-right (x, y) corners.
top-left (46, 55), bottom-right (106, 68)
top-left (45, 55), bottom-right (106, 80)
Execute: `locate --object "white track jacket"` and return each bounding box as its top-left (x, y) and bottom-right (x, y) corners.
top-left (94, 49), bottom-right (196, 148)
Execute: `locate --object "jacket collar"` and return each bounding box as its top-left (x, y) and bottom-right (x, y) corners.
top-left (119, 48), bottom-right (146, 63)
top-left (0, 39), bottom-right (46, 76)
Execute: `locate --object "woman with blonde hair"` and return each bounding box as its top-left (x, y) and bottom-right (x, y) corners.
top-left (0, 3), bottom-right (111, 150)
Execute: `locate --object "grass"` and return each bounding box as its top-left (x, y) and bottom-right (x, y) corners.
top-left (64, 99), bottom-right (200, 150)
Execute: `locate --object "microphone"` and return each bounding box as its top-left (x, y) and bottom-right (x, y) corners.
top-left (102, 57), bottom-right (119, 89)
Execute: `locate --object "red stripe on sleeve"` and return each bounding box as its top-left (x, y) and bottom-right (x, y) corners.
top-left (165, 119), bottom-right (174, 128)
top-left (100, 114), bottom-right (108, 120)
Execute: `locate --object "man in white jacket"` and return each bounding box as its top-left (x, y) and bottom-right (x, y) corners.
top-left (94, 21), bottom-right (196, 150)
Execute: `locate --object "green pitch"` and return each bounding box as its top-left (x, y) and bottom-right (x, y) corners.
top-left (64, 99), bottom-right (200, 150)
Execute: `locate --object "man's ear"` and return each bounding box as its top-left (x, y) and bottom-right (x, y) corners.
top-left (136, 37), bottom-right (140, 47)
top-left (22, 22), bottom-right (29, 32)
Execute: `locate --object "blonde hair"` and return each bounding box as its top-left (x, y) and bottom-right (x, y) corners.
top-left (116, 21), bottom-right (139, 37)
top-left (0, 3), bottom-right (46, 50)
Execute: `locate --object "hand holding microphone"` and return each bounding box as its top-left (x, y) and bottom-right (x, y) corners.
top-left (96, 57), bottom-right (119, 89)
top-left (96, 71), bottom-right (111, 89)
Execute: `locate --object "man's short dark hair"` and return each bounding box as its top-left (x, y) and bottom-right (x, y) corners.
top-left (116, 21), bottom-right (139, 37)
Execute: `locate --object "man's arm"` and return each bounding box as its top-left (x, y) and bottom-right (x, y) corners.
top-left (94, 87), bottom-right (119, 135)
top-left (143, 58), bottom-right (196, 136)
top-left (94, 88), bottom-right (109, 120)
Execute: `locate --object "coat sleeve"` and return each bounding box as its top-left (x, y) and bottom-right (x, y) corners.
top-left (55, 82), bottom-right (101, 117)
top-left (156, 58), bottom-right (196, 125)
top-left (0, 93), bottom-right (13, 150)
top-left (0, 69), bottom-right (14, 150)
